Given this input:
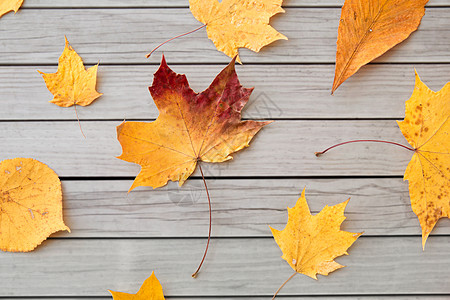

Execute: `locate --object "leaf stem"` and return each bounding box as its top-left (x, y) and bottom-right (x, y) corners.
top-left (146, 24), bottom-right (207, 58)
top-left (192, 162), bottom-right (212, 278)
top-left (315, 139), bottom-right (414, 157)
top-left (74, 104), bottom-right (86, 139)
top-left (272, 272), bottom-right (297, 300)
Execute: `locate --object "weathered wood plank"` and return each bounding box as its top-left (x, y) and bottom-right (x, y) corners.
top-left (21, 0), bottom-right (450, 8)
top-left (0, 8), bottom-right (449, 64)
top-left (0, 237), bottom-right (448, 296)
top-left (3, 64), bottom-right (449, 120)
top-left (15, 297), bottom-right (450, 300)
top-left (56, 178), bottom-right (449, 238)
top-left (55, 178), bottom-right (450, 238)
top-left (0, 121), bottom-right (412, 177)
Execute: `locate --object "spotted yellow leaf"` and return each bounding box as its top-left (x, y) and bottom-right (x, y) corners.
top-left (397, 71), bottom-right (450, 248)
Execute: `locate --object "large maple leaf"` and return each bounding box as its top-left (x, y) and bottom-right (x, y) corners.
top-left (38, 37), bottom-right (102, 108)
top-left (0, 0), bottom-right (23, 18)
top-left (109, 272), bottom-right (165, 300)
top-left (270, 188), bottom-right (362, 281)
top-left (189, 0), bottom-right (287, 62)
top-left (397, 71), bottom-right (450, 248)
top-left (0, 158), bottom-right (70, 252)
top-left (117, 55), bottom-right (271, 191)
top-left (332, 0), bottom-right (428, 93)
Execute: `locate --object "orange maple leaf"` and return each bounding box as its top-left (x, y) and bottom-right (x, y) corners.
top-left (116, 55), bottom-right (271, 191)
top-left (398, 71), bottom-right (450, 248)
top-left (332, 0), bottom-right (428, 93)
top-left (0, 158), bottom-right (70, 252)
top-left (109, 272), bottom-right (165, 300)
top-left (116, 55), bottom-right (271, 277)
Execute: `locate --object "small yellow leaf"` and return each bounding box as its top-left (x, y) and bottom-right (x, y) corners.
top-left (0, 0), bottom-right (23, 18)
top-left (189, 0), bottom-right (287, 62)
top-left (397, 71), bottom-right (450, 248)
top-left (0, 158), bottom-right (70, 252)
top-left (38, 37), bottom-right (102, 107)
top-left (108, 272), bottom-right (165, 300)
top-left (270, 188), bottom-right (362, 279)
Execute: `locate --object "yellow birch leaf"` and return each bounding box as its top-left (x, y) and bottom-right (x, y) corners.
top-left (109, 272), bottom-right (165, 300)
top-left (0, 0), bottom-right (23, 18)
top-left (270, 188), bottom-right (362, 280)
top-left (189, 0), bottom-right (287, 63)
top-left (0, 158), bottom-right (70, 252)
top-left (397, 71), bottom-right (450, 248)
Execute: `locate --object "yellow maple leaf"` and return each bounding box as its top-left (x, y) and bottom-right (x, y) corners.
top-left (189, 0), bottom-right (287, 63)
top-left (109, 272), bottom-right (165, 300)
top-left (397, 71), bottom-right (450, 248)
top-left (0, 0), bottom-right (23, 18)
top-left (270, 188), bottom-right (362, 280)
top-left (332, 0), bottom-right (428, 93)
top-left (38, 36), bottom-right (102, 108)
top-left (0, 158), bottom-right (70, 252)
top-left (117, 55), bottom-right (271, 191)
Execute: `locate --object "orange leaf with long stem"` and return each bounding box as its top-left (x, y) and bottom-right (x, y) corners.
top-left (116, 55), bottom-right (271, 277)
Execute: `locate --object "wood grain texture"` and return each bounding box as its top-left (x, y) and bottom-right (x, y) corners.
top-left (3, 64), bottom-right (449, 120)
top-left (21, 0), bottom-right (449, 8)
top-left (14, 291), bottom-right (448, 300)
top-left (0, 121), bottom-right (412, 177)
top-left (0, 237), bottom-right (448, 296)
top-left (55, 178), bottom-right (450, 238)
top-left (0, 8), bottom-right (448, 64)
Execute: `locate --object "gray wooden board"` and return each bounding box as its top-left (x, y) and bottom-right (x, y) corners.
top-left (2, 64), bottom-right (450, 120)
top-left (0, 8), bottom-right (449, 64)
top-left (0, 121), bottom-right (414, 177)
top-left (1, 1), bottom-right (450, 299)
top-left (54, 178), bottom-right (450, 238)
top-left (8, 291), bottom-right (448, 300)
top-left (20, 0), bottom-right (450, 8)
top-left (11, 298), bottom-right (450, 300)
top-left (0, 237), bottom-right (449, 296)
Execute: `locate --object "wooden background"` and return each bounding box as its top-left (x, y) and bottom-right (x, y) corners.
top-left (1, 0), bottom-right (449, 299)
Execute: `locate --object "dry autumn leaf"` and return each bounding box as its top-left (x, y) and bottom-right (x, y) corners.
top-left (147, 0), bottom-right (287, 62)
top-left (117, 55), bottom-right (270, 191)
top-left (190, 0), bottom-right (287, 62)
top-left (109, 272), bottom-right (165, 300)
top-left (332, 0), bottom-right (428, 93)
top-left (270, 188), bottom-right (362, 298)
top-left (316, 71), bottom-right (449, 249)
top-left (117, 55), bottom-right (271, 276)
top-left (0, 0), bottom-right (23, 18)
top-left (38, 36), bottom-right (102, 137)
top-left (397, 71), bottom-right (449, 248)
top-left (0, 158), bottom-right (70, 252)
